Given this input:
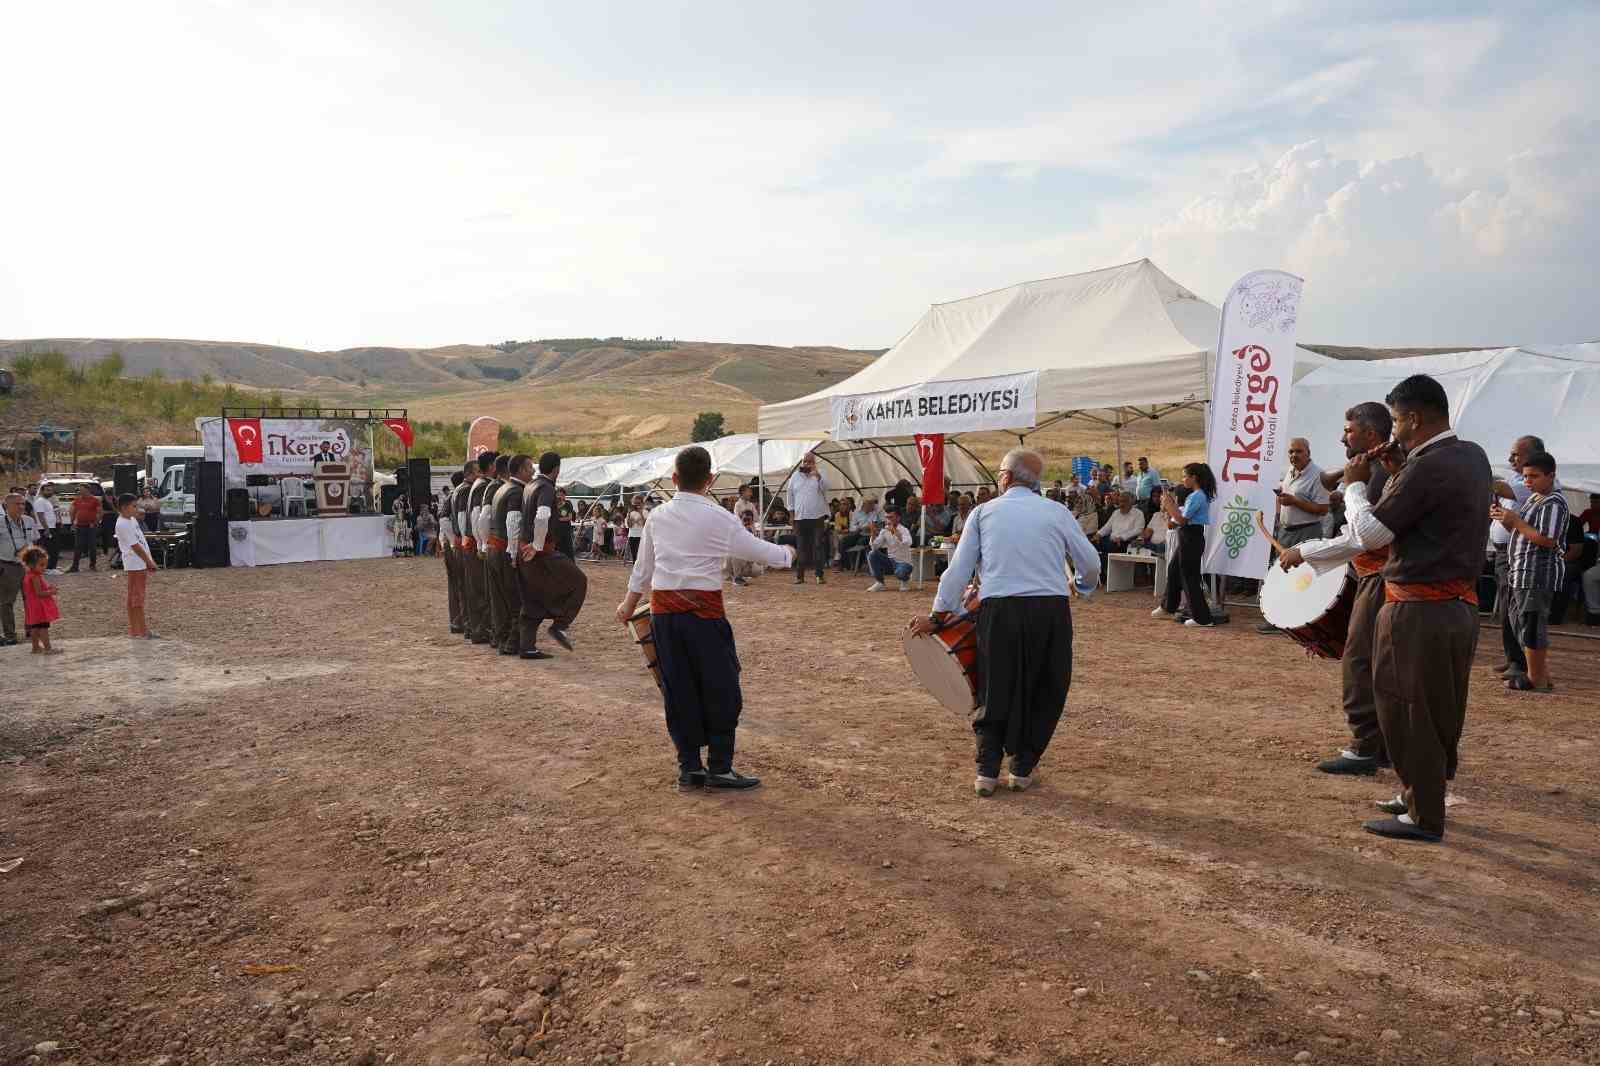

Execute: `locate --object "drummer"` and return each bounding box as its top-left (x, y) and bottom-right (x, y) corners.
top-left (615, 446), bottom-right (795, 792)
top-left (1276, 401), bottom-right (1396, 776)
top-left (909, 449), bottom-right (1100, 797)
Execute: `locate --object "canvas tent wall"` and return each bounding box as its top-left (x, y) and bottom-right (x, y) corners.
top-left (1291, 343), bottom-right (1600, 494)
top-left (556, 433), bottom-right (994, 503)
top-left (757, 258), bottom-right (1330, 445)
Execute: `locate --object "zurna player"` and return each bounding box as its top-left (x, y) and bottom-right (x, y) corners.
top-left (909, 449), bottom-right (1100, 797)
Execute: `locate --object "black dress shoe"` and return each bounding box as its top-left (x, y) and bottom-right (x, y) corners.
top-left (1362, 817), bottom-right (1442, 842)
top-left (0, 637), bottom-right (17, 647)
top-left (1375, 796), bottom-right (1408, 816)
top-left (677, 771), bottom-right (707, 791)
top-left (519, 649), bottom-right (554, 660)
top-left (498, 646), bottom-right (519, 656)
top-left (470, 637), bottom-right (492, 646)
top-left (449, 625), bottom-right (464, 634)
top-left (1316, 752), bottom-right (1379, 776)
top-left (706, 770), bottom-right (761, 790)
top-left (549, 627), bottom-right (574, 651)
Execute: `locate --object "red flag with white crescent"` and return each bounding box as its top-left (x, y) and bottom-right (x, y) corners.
top-left (228, 417), bottom-right (264, 464)
top-left (914, 433), bottom-right (945, 505)
top-left (381, 418), bottom-right (414, 449)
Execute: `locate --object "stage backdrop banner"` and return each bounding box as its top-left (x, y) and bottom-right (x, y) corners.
top-left (1201, 270), bottom-right (1304, 578)
top-left (829, 371), bottom-right (1038, 441)
top-left (220, 417), bottom-right (373, 480)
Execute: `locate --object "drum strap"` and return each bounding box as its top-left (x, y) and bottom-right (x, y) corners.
top-left (1384, 578), bottom-right (1477, 606)
top-left (649, 589), bottom-right (726, 619)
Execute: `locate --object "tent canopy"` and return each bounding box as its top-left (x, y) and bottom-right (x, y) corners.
top-left (758, 258), bottom-right (1330, 439)
top-left (1291, 343), bottom-right (1600, 493)
top-left (556, 433), bottom-right (993, 501)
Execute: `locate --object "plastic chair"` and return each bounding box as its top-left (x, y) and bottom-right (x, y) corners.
top-left (282, 477), bottom-right (308, 517)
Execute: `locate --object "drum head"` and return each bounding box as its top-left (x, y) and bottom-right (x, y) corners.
top-left (1261, 563), bottom-right (1348, 628)
top-left (902, 630), bottom-right (979, 714)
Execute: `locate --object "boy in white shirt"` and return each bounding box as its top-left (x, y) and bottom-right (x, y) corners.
top-left (114, 493), bottom-right (159, 639)
top-left (616, 447), bottom-right (794, 791)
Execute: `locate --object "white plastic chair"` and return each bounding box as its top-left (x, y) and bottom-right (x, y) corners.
top-left (282, 477), bottom-right (307, 517)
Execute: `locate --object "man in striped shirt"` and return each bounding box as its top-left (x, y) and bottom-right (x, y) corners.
top-left (1493, 451), bottom-right (1568, 693)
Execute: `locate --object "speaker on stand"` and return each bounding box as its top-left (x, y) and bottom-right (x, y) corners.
top-left (113, 463), bottom-right (139, 499)
top-left (226, 488), bottom-right (251, 521)
top-left (407, 458), bottom-right (432, 509)
top-left (196, 461), bottom-right (224, 519)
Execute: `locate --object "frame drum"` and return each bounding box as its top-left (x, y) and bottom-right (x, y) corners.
top-left (627, 605), bottom-right (663, 690)
top-left (902, 615), bottom-right (982, 714)
top-left (1260, 563), bottom-right (1355, 659)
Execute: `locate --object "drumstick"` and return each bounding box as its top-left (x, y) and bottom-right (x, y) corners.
top-left (1255, 510), bottom-right (1290, 556)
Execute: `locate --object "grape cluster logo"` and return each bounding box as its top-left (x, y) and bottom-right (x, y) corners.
top-left (1221, 495), bottom-right (1257, 559)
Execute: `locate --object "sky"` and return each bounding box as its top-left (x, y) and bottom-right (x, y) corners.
top-left (3, 0), bottom-right (1597, 352)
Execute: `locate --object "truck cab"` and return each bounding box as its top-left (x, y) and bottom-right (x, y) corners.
top-left (156, 460), bottom-right (199, 523)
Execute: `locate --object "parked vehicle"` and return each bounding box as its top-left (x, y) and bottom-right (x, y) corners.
top-left (156, 460), bottom-right (200, 523)
top-left (0, 366), bottom-right (15, 394)
top-left (144, 444), bottom-right (203, 488)
top-left (38, 473), bottom-right (108, 549)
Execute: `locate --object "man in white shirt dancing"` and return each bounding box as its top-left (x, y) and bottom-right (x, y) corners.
top-left (909, 449), bottom-right (1100, 796)
top-left (785, 452), bottom-right (829, 585)
top-left (617, 446), bottom-right (794, 791)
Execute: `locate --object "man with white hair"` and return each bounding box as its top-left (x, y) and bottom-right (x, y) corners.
top-left (909, 449), bottom-right (1100, 796)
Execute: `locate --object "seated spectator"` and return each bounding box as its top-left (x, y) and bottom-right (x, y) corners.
top-left (733, 484), bottom-right (758, 523)
top-left (1066, 491), bottom-right (1097, 536)
top-left (865, 508), bottom-right (914, 592)
top-left (950, 494), bottom-right (974, 536)
top-left (415, 504), bottom-right (438, 556)
top-left (900, 494), bottom-right (923, 544)
top-left (1578, 492), bottom-right (1600, 535)
top-left (725, 511), bottom-right (766, 586)
top-left (925, 496), bottom-right (954, 538)
top-left (1046, 480), bottom-right (1065, 503)
top-left (1090, 491), bottom-right (1145, 574)
top-left (839, 496), bottom-right (878, 569)
top-left (1139, 486), bottom-right (1170, 556)
top-left (975, 485), bottom-right (994, 504)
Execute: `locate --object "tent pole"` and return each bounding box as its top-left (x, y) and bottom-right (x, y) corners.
top-left (757, 438), bottom-right (765, 530)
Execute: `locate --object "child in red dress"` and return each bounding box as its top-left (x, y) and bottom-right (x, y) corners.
top-left (19, 545), bottom-right (62, 654)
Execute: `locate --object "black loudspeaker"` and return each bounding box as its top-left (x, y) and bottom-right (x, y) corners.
top-left (191, 517), bottom-right (231, 568)
top-left (197, 461), bottom-right (224, 518)
top-left (113, 463), bottom-right (138, 499)
top-left (226, 488), bottom-right (251, 521)
top-left (380, 483), bottom-right (403, 515)
top-left (408, 458), bottom-right (432, 501)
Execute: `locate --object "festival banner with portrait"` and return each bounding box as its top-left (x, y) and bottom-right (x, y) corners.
top-left (1201, 270), bottom-right (1304, 578)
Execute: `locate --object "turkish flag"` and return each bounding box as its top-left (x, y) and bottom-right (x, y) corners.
top-left (382, 418), bottom-right (414, 449)
top-left (228, 417), bottom-right (264, 464)
top-left (914, 433), bottom-right (945, 505)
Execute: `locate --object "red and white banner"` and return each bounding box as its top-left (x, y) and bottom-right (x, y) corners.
top-left (382, 418), bottom-right (414, 449)
top-left (914, 433), bottom-right (946, 505)
top-left (227, 418), bottom-right (264, 464)
top-left (1202, 270), bottom-right (1304, 578)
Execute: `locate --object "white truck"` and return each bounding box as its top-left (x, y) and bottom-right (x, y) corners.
top-left (145, 445), bottom-right (203, 523)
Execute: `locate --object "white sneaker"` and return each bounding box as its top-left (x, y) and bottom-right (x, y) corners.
top-left (1184, 618), bottom-right (1214, 627)
top-left (866, 581), bottom-right (885, 592)
top-left (1151, 606), bottom-right (1174, 619)
top-left (1006, 773), bottom-right (1035, 792)
top-left (897, 580), bottom-right (909, 592)
top-left (974, 776), bottom-right (998, 797)
top-left (45, 568), bottom-right (63, 576)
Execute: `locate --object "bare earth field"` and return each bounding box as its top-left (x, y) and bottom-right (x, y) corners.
top-left (2, 559), bottom-right (1597, 1066)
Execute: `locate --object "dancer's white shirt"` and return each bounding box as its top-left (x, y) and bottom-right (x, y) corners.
top-left (629, 491), bottom-right (793, 593)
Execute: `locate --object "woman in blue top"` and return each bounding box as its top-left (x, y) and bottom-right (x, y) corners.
top-left (1154, 462), bottom-right (1219, 627)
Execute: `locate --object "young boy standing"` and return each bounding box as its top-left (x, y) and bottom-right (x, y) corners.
top-left (114, 494), bottom-right (159, 639)
top-left (1493, 451), bottom-right (1567, 692)
top-left (615, 446), bottom-right (794, 791)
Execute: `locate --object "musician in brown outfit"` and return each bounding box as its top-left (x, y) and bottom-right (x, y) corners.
top-left (1337, 374), bottom-right (1491, 842)
top-left (517, 451), bottom-right (587, 660)
top-left (1277, 401), bottom-right (1396, 776)
top-left (451, 459), bottom-right (484, 643)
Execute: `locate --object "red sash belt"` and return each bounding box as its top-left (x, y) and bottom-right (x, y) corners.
top-left (460, 536), bottom-right (476, 551)
top-left (1385, 578), bottom-right (1478, 606)
top-left (649, 589), bottom-right (726, 619)
top-left (1352, 546), bottom-right (1390, 578)
top-left (486, 535), bottom-right (508, 551)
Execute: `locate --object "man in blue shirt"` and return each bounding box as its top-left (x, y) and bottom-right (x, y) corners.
top-left (909, 449), bottom-right (1100, 796)
top-left (1135, 457), bottom-right (1160, 513)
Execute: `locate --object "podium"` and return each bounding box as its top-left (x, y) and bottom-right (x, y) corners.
top-left (313, 462), bottom-right (350, 516)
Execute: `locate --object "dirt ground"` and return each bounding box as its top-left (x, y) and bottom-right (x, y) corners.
top-left (2, 557), bottom-right (1597, 1066)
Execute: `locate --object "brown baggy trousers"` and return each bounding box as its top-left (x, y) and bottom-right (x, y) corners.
top-left (1373, 598), bottom-right (1477, 835)
top-left (518, 552), bottom-right (588, 652)
top-left (1341, 572), bottom-right (1387, 759)
top-left (486, 549), bottom-right (522, 652)
top-left (465, 551), bottom-right (491, 642)
top-left (444, 545), bottom-right (464, 631)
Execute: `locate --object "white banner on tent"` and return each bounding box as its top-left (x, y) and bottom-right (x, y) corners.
top-left (828, 371), bottom-right (1038, 441)
top-left (1202, 270), bottom-right (1304, 578)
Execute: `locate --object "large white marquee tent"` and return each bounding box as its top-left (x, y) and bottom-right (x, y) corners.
top-left (758, 258), bottom-right (1331, 443)
top-left (1291, 343), bottom-right (1600, 494)
top-left (556, 433), bottom-right (993, 502)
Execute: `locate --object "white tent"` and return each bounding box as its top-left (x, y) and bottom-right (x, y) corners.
top-left (1291, 343), bottom-right (1600, 493)
top-left (556, 433), bottom-right (993, 502)
top-left (758, 258), bottom-right (1332, 441)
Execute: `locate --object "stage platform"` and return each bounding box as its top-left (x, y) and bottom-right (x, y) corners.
top-left (227, 515), bottom-right (391, 567)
